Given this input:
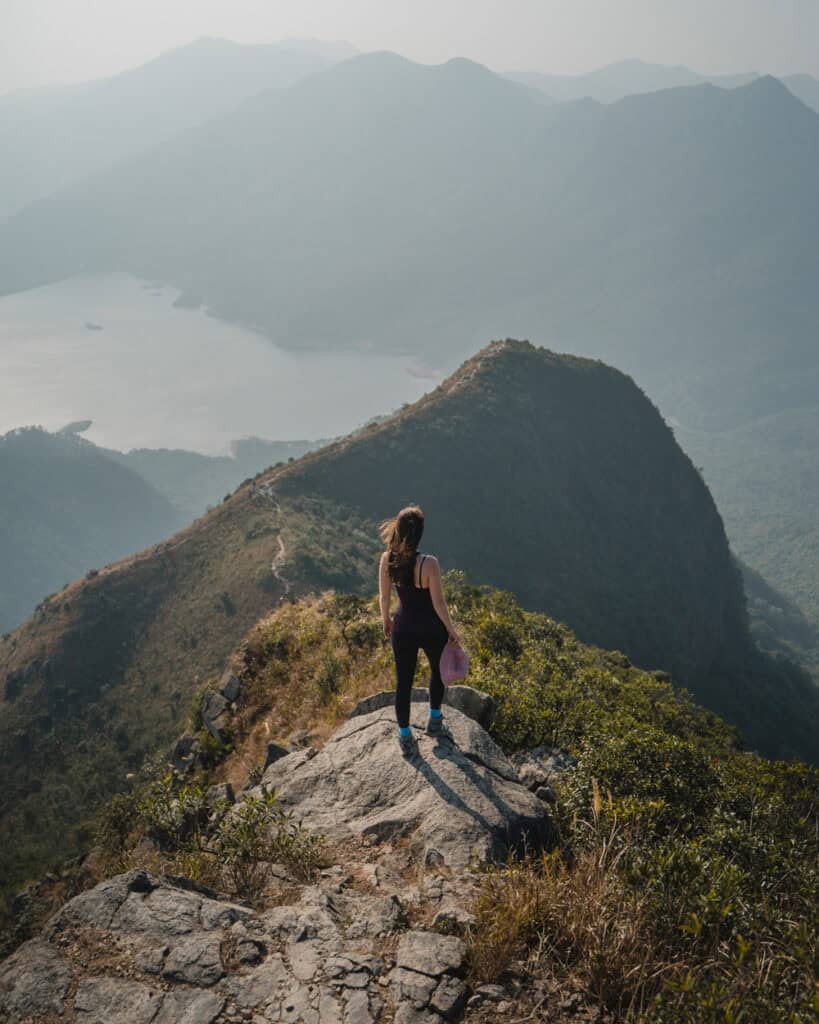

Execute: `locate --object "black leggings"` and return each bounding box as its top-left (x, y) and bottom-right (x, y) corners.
top-left (392, 627), bottom-right (448, 728)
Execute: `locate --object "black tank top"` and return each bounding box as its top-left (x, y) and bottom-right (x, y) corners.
top-left (393, 554), bottom-right (444, 633)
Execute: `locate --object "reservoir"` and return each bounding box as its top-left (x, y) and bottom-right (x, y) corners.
top-left (0, 272), bottom-right (438, 453)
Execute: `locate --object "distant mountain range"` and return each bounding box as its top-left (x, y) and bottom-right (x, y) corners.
top-left (2, 44), bottom-right (817, 682)
top-left (0, 37), bottom-right (348, 219)
top-left (504, 57), bottom-right (819, 110)
top-left (2, 54), bottom-right (816, 434)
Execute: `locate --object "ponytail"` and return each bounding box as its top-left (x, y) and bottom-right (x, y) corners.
top-left (379, 505), bottom-right (425, 586)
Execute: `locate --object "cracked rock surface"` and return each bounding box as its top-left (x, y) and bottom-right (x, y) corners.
top-left (250, 704), bottom-right (552, 869)
top-left (1, 869), bottom-right (453, 1024)
top-left (0, 691), bottom-right (560, 1023)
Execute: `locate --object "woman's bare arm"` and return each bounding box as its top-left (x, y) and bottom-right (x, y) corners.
top-left (426, 557), bottom-right (460, 643)
top-left (378, 552), bottom-right (393, 637)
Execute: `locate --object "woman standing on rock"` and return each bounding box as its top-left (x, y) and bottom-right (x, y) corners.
top-left (379, 505), bottom-right (460, 757)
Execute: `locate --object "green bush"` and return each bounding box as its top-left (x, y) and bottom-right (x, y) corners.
top-left (94, 768), bottom-right (324, 901)
top-left (95, 792), bottom-right (141, 853)
top-left (443, 577), bottom-right (818, 1022)
top-left (314, 651), bottom-right (343, 702)
top-left (195, 728), bottom-right (233, 768)
top-left (210, 790), bottom-right (324, 894)
top-left (137, 773), bottom-right (208, 850)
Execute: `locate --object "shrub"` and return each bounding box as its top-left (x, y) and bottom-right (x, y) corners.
top-left (95, 792), bottom-right (141, 854)
top-left (208, 790), bottom-right (324, 895)
top-left (195, 728), bottom-right (233, 768)
top-left (327, 594), bottom-right (380, 654)
top-left (314, 651), bottom-right (343, 702)
top-left (137, 773), bottom-right (208, 850)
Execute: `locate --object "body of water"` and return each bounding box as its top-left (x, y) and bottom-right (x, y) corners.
top-left (0, 273), bottom-right (438, 453)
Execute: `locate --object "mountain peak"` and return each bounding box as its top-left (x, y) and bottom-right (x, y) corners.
top-left (744, 73), bottom-right (795, 96)
top-left (733, 73), bottom-right (816, 116)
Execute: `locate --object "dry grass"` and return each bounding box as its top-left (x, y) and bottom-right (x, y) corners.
top-left (217, 595), bottom-right (397, 792)
top-left (469, 822), bottom-right (675, 1019)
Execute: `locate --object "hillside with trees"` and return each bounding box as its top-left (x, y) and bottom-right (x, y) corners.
top-left (0, 428), bottom-right (183, 633)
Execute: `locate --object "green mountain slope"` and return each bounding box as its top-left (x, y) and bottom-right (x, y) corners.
top-left (1, 342), bottom-right (816, 911)
top-left (677, 407), bottom-right (819, 653)
top-left (0, 428), bottom-right (184, 633)
top-left (277, 341), bottom-right (819, 759)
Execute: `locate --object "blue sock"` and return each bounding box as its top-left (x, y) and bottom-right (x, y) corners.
top-left (429, 708), bottom-right (443, 719)
top-left (399, 726), bottom-right (412, 738)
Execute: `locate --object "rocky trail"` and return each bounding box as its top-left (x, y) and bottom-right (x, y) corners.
top-left (0, 689), bottom-right (581, 1024)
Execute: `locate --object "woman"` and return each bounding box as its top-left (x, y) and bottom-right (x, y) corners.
top-left (379, 505), bottom-right (460, 757)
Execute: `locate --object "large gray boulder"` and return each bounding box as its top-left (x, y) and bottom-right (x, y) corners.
top-left (45, 869), bottom-right (252, 940)
top-left (253, 704), bottom-right (553, 868)
top-left (444, 686), bottom-right (495, 729)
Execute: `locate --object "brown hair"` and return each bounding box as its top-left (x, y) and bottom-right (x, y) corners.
top-left (379, 505), bottom-right (425, 586)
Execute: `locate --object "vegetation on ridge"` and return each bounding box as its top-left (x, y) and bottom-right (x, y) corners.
top-left (278, 342), bottom-right (819, 763)
top-left (4, 580), bottom-right (815, 1023)
top-left (2, 341), bottom-right (818, 922)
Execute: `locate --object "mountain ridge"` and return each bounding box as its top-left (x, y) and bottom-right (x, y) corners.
top-left (504, 57), bottom-right (819, 110)
top-left (1, 339), bottom-right (817, 942)
top-left (0, 37), bottom-right (343, 219)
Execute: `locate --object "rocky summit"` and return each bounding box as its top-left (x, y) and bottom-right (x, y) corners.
top-left (249, 702), bottom-right (553, 870)
top-left (0, 689), bottom-right (561, 1023)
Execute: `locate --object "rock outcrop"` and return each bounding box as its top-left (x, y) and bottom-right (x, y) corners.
top-left (0, 689), bottom-right (560, 1023)
top-left (249, 703), bottom-right (553, 869)
top-left (0, 864), bottom-right (473, 1023)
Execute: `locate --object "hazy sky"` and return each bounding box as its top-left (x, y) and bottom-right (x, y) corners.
top-left (2, 0), bottom-right (818, 95)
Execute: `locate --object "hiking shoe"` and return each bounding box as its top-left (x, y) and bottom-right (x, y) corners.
top-left (426, 715), bottom-right (449, 738)
top-left (398, 732), bottom-right (418, 758)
